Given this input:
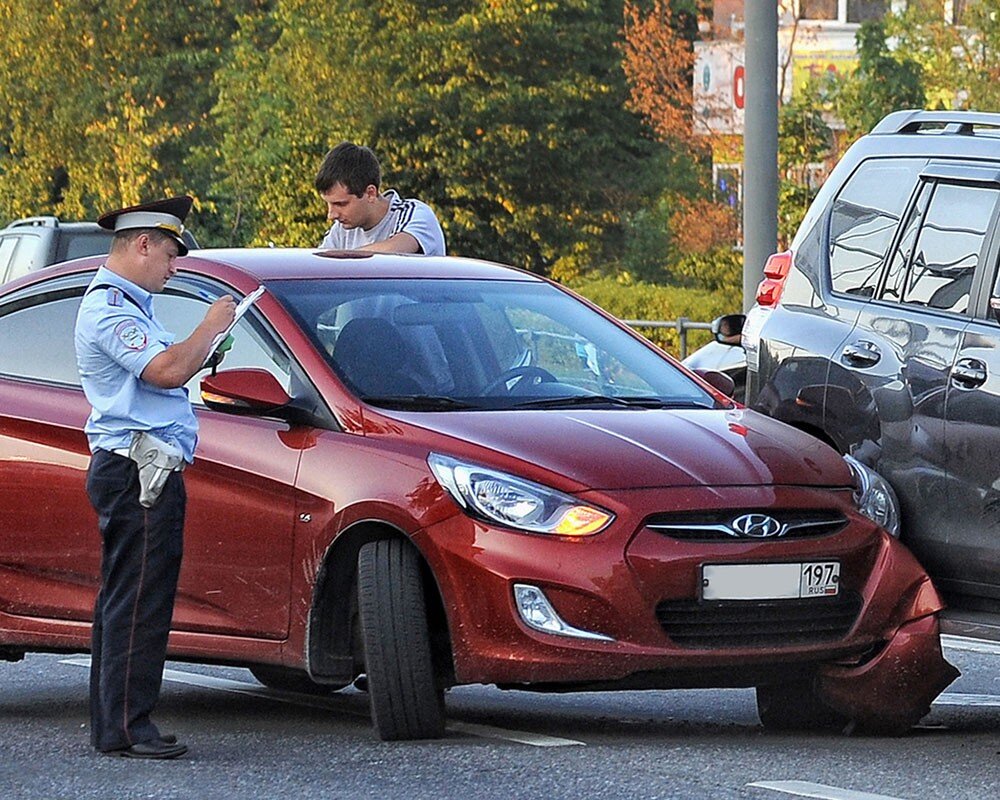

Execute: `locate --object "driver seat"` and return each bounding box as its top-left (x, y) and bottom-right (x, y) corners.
top-left (332, 317), bottom-right (423, 397)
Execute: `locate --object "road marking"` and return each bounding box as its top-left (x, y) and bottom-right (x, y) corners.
top-left (447, 721), bottom-right (582, 747)
top-left (747, 781), bottom-right (906, 800)
top-left (59, 658), bottom-right (584, 748)
top-left (941, 634), bottom-right (1000, 656)
top-left (933, 692), bottom-right (1000, 708)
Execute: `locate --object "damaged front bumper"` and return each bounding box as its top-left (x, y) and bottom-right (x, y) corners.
top-left (816, 580), bottom-right (960, 733)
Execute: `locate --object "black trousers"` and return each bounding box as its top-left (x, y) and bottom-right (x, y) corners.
top-left (85, 449), bottom-right (185, 752)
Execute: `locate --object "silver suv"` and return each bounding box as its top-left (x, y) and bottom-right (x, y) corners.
top-left (0, 216), bottom-right (199, 285)
top-left (741, 110), bottom-right (1000, 638)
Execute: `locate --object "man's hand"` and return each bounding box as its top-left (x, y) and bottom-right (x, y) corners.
top-left (206, 295), bottom-right (237, 336)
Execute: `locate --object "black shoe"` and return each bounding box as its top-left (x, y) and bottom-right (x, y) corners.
top-left (105, 738), bottom-right (187, 759)
top-left (160, 733), bottom-right (178, 745)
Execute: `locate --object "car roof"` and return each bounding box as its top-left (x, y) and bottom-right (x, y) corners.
top-left (0, 248), bottom-right (547, 295)
top-left (187, 248), bottom-right (545, 282)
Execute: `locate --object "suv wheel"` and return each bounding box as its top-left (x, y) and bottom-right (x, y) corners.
top-left (357, 539), bottom-right (445, 740)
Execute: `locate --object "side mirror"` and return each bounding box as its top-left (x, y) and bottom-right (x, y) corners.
top-left (711, 313), bottom-right (746, 345)
top-left (201, 368), bottom-right (291, 415)
top-left (694, 368), bottom-right (736, 398)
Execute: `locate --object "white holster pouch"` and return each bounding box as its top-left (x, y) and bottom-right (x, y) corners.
top-left (128, 431), bottom-right (186, 508)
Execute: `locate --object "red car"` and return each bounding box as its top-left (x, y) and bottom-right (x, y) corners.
top-left (0, 249), bottom-right (957, 740)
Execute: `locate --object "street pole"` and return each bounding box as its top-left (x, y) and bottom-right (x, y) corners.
top-left (742, 0), bottom-right (779, 311)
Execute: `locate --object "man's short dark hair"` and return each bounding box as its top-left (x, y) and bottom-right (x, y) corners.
top-left (315, 142), bottom-right (382, 196)
top-left (110, 228), bottom-right (177, 254)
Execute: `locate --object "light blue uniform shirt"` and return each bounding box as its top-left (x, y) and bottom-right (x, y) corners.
top-left (74, 266), bottom-right (198, 462)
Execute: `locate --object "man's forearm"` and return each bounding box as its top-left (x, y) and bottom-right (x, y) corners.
top-left (140, 323), bottom-right (219, 388)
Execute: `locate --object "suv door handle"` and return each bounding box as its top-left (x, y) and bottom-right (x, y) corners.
top-left (841, 340), bottom-right (881, 367)
top-left (951, 358), bottom-right (987, 389)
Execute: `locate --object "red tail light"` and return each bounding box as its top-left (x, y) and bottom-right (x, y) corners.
top-left (755, 250), bottom-right (793, 307)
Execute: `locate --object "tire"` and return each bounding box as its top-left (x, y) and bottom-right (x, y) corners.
top-left (249, 665), bottom-right (348, 695)
top-left (357, 539), bottom-right (445, 740)
top-left (756, 678), bottom-right (850, 732)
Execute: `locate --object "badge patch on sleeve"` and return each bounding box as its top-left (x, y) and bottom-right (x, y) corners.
top-left (114, 319), bottom-right (148, 351)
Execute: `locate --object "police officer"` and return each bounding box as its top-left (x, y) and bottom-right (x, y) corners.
top-left (74, 196), bottom-right (236, 759)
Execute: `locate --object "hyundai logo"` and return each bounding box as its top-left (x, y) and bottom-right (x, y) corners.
top-left (730, 513), bottom-right (784, 538)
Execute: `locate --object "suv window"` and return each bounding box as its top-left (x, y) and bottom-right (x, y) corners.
top-left (828, 158), bottom-right (926, 297)
top-left (0, 238), bottom-right (19, 284)
top-left (56, 230), bottom-right (114, 262)
top-left (902, 182), bottom-right (999, 312)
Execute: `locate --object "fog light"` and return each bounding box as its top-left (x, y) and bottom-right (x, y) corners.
top-left (512, 584), bottom-right (614, 642)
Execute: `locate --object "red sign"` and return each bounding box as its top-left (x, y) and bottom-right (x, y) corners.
top-left (733, 65), bottom-right (745, 110)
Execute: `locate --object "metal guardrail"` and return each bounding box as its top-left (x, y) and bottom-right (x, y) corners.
top-left (621, 318), bottom-right (713, 359)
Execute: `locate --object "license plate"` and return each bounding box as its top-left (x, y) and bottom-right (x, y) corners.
top-left (702, 562), bottom-right (840, 601)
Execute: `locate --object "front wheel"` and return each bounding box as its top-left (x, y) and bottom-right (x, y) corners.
top-left (756, 678), bottom-right (849, 732)
top-left (357, 539), bottom-right (445, 740)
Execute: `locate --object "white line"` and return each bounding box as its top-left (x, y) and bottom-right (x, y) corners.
top-left (933, 692), bottom-right (1000, 708)
top-left (447, 721), bottom-right (583, 747)
top-left (747, 781), bottom-right (906, 800)
top-left (59, 658), bottom-right (584, 748)
top-left (941, 634), bottom-right (1000, 656)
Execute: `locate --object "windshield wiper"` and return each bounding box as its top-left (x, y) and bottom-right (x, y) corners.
top-left (363, 395), bottom-right (480, 411)
top-left (508, 394), bottom-right (700, 410)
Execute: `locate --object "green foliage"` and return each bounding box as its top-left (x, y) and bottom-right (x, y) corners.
top-left (886, 1), bottom-right (1000, 113)
top-left (832, 20), bottom-right (924, 140)
top-left (209, 0), bottom-right (658, 271)
top-left (565, 273), bottom-right (739, 355)
top-left (0, 0), bottom-right (262, 229)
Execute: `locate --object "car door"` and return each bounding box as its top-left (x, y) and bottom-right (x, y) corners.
top-left (941, 178), bottom-right (1000, 601)
top-left (839, 174), bottom-right (1000, 577)
top-left (0, 274), bottom-right (304, 640)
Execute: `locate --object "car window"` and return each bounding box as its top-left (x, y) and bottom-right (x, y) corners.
top-left (56, 230), bottom-right (114, 262)
top-left (828, 158), bottom-right (926, 297)
top-left (880, 183), bottom-right (932, 303)
top-left (0, 293), bottom-right (82, 385)
top-left (270, 278), bottom-right (715, 410)
top-left (0, 237), bottom-right (19, 284)
top-left (901, 183), bottom-right (999, 312)
top-left (154, 291), bottom-right (293, 402)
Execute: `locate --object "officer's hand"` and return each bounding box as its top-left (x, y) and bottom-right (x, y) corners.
top-left (206, 295), bottom-right (237, 335)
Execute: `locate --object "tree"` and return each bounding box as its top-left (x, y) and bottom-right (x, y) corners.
top-left (209, 0), bottom-right (657, 274)
top-left (0, 0), bottom-right (265, 229)
top-left (886, 1), bottom-right (1000, 113)
top-left (832, 20), bottom-right (924, 142)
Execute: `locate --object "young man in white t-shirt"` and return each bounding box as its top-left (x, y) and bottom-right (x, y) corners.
top-left (315, 142), bottom-right (446, 256)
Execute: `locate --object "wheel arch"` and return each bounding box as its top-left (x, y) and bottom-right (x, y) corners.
top-left (305, 520), bottom-right (454, 686)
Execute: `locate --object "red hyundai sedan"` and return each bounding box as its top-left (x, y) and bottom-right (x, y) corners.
top-left (0, 249), bottom-right (957, 740)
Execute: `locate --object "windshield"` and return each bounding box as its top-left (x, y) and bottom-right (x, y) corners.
top-left (268, 278), bottom-right (717, 411)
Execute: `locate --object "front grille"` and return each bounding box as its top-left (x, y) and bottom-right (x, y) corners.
top-left (656, 592), bottom-right (862, 649)
top-left (645, 509), bottom-right (847, 541)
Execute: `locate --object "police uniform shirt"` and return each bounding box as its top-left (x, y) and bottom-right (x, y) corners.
top-left (74, 266), bottom-right (198, 462)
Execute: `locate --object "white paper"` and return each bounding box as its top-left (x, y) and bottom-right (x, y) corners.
top-left (210, 285), bottom-right (265, 352)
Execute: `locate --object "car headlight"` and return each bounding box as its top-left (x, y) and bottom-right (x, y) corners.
top-left (427, 453), bottom-right (614, 536)
top-left (844, 454), bottom-right (900, 538)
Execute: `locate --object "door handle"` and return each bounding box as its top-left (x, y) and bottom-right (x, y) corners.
top-left (951, 358), bottom-right (987, 389)
top-left (841, 340), bottom-right (881, 368)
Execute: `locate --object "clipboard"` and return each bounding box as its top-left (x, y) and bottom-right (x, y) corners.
top-left (210, 285), bottom-right (265, 352)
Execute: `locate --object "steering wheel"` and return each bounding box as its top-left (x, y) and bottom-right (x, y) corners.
top-left (483, 365), bottom-right (558, 396)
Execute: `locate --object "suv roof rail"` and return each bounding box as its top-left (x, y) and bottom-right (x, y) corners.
top-left (4, 216), bottom-right (61, 230)
top-left (872, 109), bottom-right (1000, 136)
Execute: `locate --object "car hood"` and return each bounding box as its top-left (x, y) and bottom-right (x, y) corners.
top-left (383, 407), bottom-right (851, 490)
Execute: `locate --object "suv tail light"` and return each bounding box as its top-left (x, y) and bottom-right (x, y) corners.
top-left (755, 251), bottom-right (793, 307)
